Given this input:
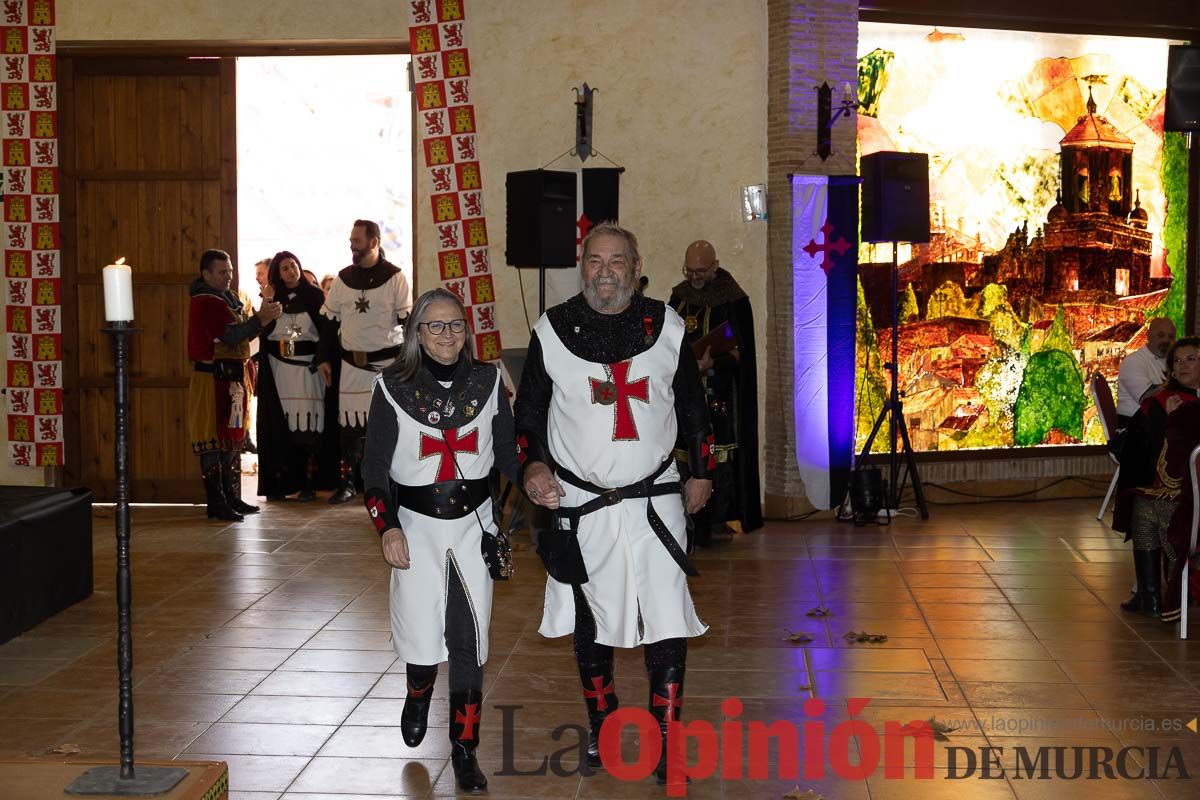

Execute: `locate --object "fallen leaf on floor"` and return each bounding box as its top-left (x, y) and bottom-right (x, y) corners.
top-left (783, 629), bottom-right (813, 644)
top-left (782, 787), bottom-right (824, 799)
top-left (843, 629), bottom-right (888, 643)
top-left (48, 743), bottom-right (81, 755)
top-left (926, 716), bottom-right (960, 741)
top-left (806, 605), bottom-right (832, 617)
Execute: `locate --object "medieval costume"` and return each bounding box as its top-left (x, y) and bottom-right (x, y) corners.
top-left (319, 256), bottom-right (412, 502)
top-left (362, 354), bottom-right (518, 792)
top-left (1143, 400), bottom-right (1200, 625)
top-left (514, 292), bottom-right (713, 783)
top-left (256, 275), bottom-right (334, 500)
top-left (187, 278), bottom-right (261, 521)
top-left (669, 267), bottom-right (762, 540)
top-left (1114, 381), bottom-right (1199, 617)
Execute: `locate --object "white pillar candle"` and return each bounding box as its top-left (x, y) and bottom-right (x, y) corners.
top-left (102, 257), bottom-right (134, 321)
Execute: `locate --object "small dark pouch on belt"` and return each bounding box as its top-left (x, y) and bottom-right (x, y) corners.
top-left (536, 523), bottom-right (591, 585)
top-left (199, 359), bottom-right (245, 382)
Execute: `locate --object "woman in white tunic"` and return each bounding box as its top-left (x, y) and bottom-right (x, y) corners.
top-left (362, 288), bottom-right (519, 794)
top-left (256, 251), bottom-right (328, 501)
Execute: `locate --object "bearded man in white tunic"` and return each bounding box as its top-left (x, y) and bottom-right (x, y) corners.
top-left (517, 223), bottom-right (715, 786)
top-left (318, 218), bottom-right (413, 504)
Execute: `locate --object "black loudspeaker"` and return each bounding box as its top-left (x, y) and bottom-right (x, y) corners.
top-left (1165, 45), bottom-right (1200, 132)
top-left (505, 169), bottom-right (577, 267)
top-left (861, 151), bottom-right (930, 243)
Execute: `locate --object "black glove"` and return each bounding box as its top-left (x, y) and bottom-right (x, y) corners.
top-left (481, 531), bottom-right (513, 580)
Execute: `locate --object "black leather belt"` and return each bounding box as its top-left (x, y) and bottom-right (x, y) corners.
top-left (342, 345), bottom-right (400, 369)
top-left (392, 477), bottom-right (489, 520)
top-left (555, 458), bottom-right (697, 577)
top-left (268, 339), bottom-right (318, 358)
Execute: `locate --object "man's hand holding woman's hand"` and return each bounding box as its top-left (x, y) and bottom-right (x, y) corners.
top-left (523, 462), bottom-right (565, 509)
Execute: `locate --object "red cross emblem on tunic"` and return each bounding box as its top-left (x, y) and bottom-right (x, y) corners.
top-left (455, 702), bottom-right (481, 739)
top-left (589, 360), bottom-right (649, 441)
top-left (802, 220), bottom-right (852, 275)
top-left (652, 682), bottom-right (683, 722)
top-left (419, 427), bottom-right (479, 482)
top-left (583, 676), bottom-right (615, 711)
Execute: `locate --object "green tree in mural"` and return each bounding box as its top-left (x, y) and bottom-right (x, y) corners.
top-left (961, 343), bottom-right (1027, 449)
top-left (854, 277), bottom-right (888, 451)
top-left (899, 282), bottom-right (920, 324)
top-left (979, 283), bottom-right (1026, 351)
top-left (1039, 304), bottom-right (1075, 357)
top-left (926, 280), bottom-right (975, 320)
top-left (1013, 349), bottom-right (1084, 446)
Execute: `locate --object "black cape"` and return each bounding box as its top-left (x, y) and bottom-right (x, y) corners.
top-left (256, 280), bottom-right (342, 496)
top-left (670, 268), bottom-right (763, 531)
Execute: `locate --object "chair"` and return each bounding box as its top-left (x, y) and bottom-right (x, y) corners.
top-left (1182, 444), bottom-right (1200, 639)
top-left (1091, 373), bottom-right (1120, 520)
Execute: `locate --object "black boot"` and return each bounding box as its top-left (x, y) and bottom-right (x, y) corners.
top-left (297, 454), bottom-right (317, 502)
top-left (401, 674), bottom-right (435, 748)
top-left (222, 455), bottom-right (260, 515)
top-left (579, 660), bottom-right (618, 770)
top-left (1140, 548), bottom-right (1163, 619)
top-left (648, 665), bottom-right (687, 787)
top-left (449, 689), bottom-right (488, 793)
top-left (328, 459), bottom-right (357, 504)
top-left (202, 461), bottom-right (243, 522)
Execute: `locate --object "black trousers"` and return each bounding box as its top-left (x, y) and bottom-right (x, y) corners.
top-left (407, 556), bottom-right (483, 693)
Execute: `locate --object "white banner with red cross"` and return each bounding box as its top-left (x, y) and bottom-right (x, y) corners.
top-left (408, 0), bottom-right (502, 363)
top-left (2, 0), bottom-right (61, 468)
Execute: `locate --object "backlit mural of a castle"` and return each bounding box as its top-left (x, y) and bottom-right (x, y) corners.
top-left (856, 24), bottom-right (1184, 451)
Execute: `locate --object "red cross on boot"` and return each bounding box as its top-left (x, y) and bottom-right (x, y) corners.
top-left (449, 689), bottom-right (488, 792)
top-left (579, 660), bottom-right (619, 770)
top-left (648, 665), bottom-right (688, 787)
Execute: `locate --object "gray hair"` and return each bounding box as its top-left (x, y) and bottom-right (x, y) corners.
top-left (388, 288), bottom-right (472, 382)
top-left (580, 221), bottom-right (641, 267)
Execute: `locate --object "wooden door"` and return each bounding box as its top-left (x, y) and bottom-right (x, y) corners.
top-left (60, 57), bottom-right (237, 501)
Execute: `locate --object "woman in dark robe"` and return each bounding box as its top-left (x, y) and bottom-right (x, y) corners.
top-left (1115, 336), bottom-right (1200, 617)
top-left (255, 251), bottom-right (336, 500)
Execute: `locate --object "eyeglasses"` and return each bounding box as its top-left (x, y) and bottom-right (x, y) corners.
top-left (682, 264), bottom-right (715, 277)
top-left (420, 319), bottom-right (467, 335)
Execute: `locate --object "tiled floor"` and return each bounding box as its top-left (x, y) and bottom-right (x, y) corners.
top-left (1, 496), bottom-right (1198, 799)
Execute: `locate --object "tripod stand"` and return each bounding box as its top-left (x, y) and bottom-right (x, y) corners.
top-left (854, 242), bottom-right (928, 521)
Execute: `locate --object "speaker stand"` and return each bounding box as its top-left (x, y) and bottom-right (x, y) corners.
top-left (850, 242), bottom-right (928, 522)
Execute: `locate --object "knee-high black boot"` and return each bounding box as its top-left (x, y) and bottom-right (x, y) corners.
top-left (579, 656), bottom-right (618, 769)
top-left (449, 689), bottom-right (488, 792)
top-left (648, 665), bottom-right (686, 786)
top-left (202, 457), bottom-right (242, 522)
top-left (401, 665), bottom-right (436, 748)
top-left (222, 453), bottom-right (259, 515)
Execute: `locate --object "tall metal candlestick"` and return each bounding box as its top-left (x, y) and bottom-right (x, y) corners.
top-left (67, 322), bottom-right (187, 795)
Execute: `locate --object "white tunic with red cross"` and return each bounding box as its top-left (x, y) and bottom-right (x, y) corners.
top-left (535, 307), bottom-right (707, 648)
top-left (374, 369), bottom-right (500, 666)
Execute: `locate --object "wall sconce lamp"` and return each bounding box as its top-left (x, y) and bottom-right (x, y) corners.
top-left (816, 81), bottom-right (858, 160)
